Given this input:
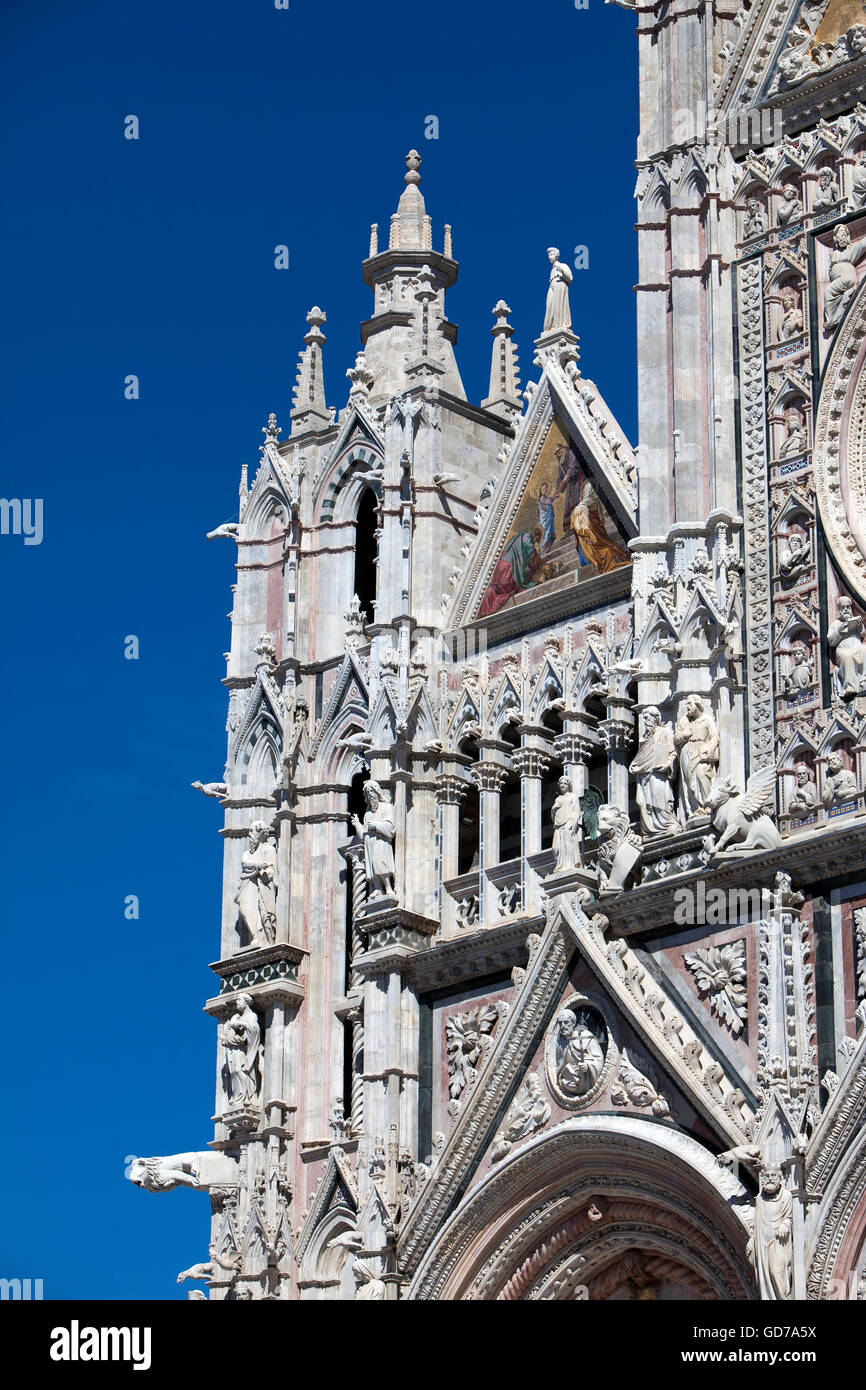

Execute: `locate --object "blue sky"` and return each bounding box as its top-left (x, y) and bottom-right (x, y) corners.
top-left (0, 0), bottom-right (637, 1297)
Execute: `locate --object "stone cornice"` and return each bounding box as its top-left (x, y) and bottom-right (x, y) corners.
top-left (601, 818), bottom-right (866, 936)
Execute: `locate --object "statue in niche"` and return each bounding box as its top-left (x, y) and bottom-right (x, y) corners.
top-left (553, 1008), bottom-right (606, 1099)
top-left (221, 994), bottom-right (261, 1108)
top-left (778, 531), bottom-right (810, 582)
top-left (823, 223), bottom-right (866, 332)
top-left (779, 415), bottom-right (806, 458)
top-left (828, 596), bottom-right (866, 697)
top-left (777, 184), bottom-right (801, 227)
top-left (235, 821), bottom-right (277, 950)
top-left (550, 776), bottom-right (584, 872)
top-left (353, 780), bottom-right (397, 900)
top-left (788, 763), bottom-right (820, 815)
top-left (781, 642), bottom-right (814, 696)
top-left (822, 750), bottom-right (859, 807)
top-left (674, 695), bottom-right (720, 819)
top-left (813, 166), bottom-right (841, 211)
top-left (629, 706), bottom-right (682, 837)
top-left (747, 1170), bottom-right (793, 1300)
top-left (852, 157), bottom-right (866, 208)
top-left (744, 197), bottom-right (767, 239)
top-left (778, 289), bottom-right (804, 338)
top-left (542, 247), bottom-right (573, 333)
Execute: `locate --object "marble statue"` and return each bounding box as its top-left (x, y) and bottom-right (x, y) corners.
top-left (747, 1170), bottom-right (793, 1300)
top-left (813, 167), bottom-right (840, 211)
top-left (852, 158), bottom-right (866, 208)
top-left (779, 290), bottom-right (804, 338)
top-left (596, 804), bottom-right (642, 891)
top-left (822, 751), bottom-right (859, 807)
top-left (744, 198), bottom-right (767, 239)
top-left (778, 532), bottom-right (809, 582)
top-left (542, 247), bottom-right (573, 332)
top-left (828, 596), bottom-right (866, 697)
top-left (823, 224), bottom-right (866, 332)
top-left (353, 780), bottom-right (397, 899)
top-left (776, 184), bottom-right (801, 227)
top-left (235, 821), bottom-right (278, 949)
top-left (788, 763), bottom-right (820, 815)
top-left (553, 1010), bottom-right (605, 1098)
top-left (704, 766), bottom-right (782, 854)
top-left (781, 642), bottom-right (814, 695)
top-left (674, 695), bottom-right (720, 819)
top-left (550, 776), bottom-right (584, 871)
top-left (629, 706), bottom-right (682, 837)
top-left (127, 1150), bottom-right (237, 1193)
top-left (221, 994), bottom-right (261, 1107)
top-left (192, 780), bottom-right (228, 799)
top-left (778, 417), bottom-right (806, 458)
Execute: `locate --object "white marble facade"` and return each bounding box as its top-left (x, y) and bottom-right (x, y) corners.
top-left (131, 3), bottom-right (866, 1302)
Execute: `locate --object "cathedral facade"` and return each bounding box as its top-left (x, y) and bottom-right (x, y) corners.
top-left (130, 0), bottom-right (866, 1300)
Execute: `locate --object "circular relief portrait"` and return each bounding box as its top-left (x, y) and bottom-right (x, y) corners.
top-left (545, 996), bottom-right (614, 1109)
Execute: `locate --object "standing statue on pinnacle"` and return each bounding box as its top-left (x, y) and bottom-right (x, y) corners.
top-left (543, 247), bottom-right (573, 333)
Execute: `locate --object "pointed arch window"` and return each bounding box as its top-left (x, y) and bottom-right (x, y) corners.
top-left (354, 489), bottom-right (379, 622)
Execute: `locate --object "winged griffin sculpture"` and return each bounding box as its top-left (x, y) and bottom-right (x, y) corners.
top-left (703, 765), bottom-right (782, 856)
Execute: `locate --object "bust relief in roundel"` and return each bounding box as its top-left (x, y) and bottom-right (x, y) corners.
top-left (814, 271), bottom-right (866, 607)
top-left (544, 994), bottom-right (616, 1109)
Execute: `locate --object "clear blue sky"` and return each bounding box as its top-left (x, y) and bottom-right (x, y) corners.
top-left (0, 0), bottom-right (637, 1297)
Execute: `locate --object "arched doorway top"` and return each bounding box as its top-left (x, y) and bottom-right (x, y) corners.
top-left (406, 1114), bottom-right (753, 1302)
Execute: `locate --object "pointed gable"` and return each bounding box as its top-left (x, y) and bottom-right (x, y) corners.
top-left (462, 390), bottom-right (632, 627)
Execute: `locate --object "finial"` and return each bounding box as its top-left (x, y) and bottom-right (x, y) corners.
top-left (443, 224), bottom-right (453, 258)
top-left (482, 302), bottom-right (521, 421)
top-left (260, 413), bottom-right (282, 452)
top-left (304, 306), bottom-right (327, 346)
top-left (405, 149), bottom-right (422, 186)
top-left (347, 351), bottom-right (375, 398)
top-left (369, 223), bottom-right (378, 256)
top-left (291, 308), bottom-right (330, 432)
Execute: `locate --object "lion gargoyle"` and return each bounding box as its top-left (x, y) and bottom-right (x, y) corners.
top-left (128, 1151), bottom-right (239, 1193)
top-left (703, 766), bottom-right (782, 857)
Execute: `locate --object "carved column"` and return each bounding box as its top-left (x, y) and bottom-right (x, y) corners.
top-left (436, 769), bottom-right (469, 931)
top-left (512, 744), bottom-right (552, 914)
top-left (471, 758), bottom-right (510, 925)
top-left (346, 1003), bottom-right (364, 1134)
top-left (555, 725), bottom-right (597, 797)
top-left (600, 704), bottom-right (634, 812)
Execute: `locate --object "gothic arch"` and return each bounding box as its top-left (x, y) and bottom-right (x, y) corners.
top-left (322, 447), bottom-right (383, 525)
top-left (237, 710), bottom-right (282, 793)
top-left (807, 1126), bottom-right (866, 1298)
top-left (298, 1206), bottom-right (358, 1301)
top-left (406, 1115), bottom-right (754, 1301)
top-left (814, 278), bottom-right (866, 607)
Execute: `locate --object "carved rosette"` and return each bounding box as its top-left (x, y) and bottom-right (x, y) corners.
top-left (736, 257), bottom-right (775, 772)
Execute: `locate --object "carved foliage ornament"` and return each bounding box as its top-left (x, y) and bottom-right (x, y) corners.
top-left (445, 1003), bottom-right (501, 1101)
top-left (684, 941), bottom-right (748, 1036)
